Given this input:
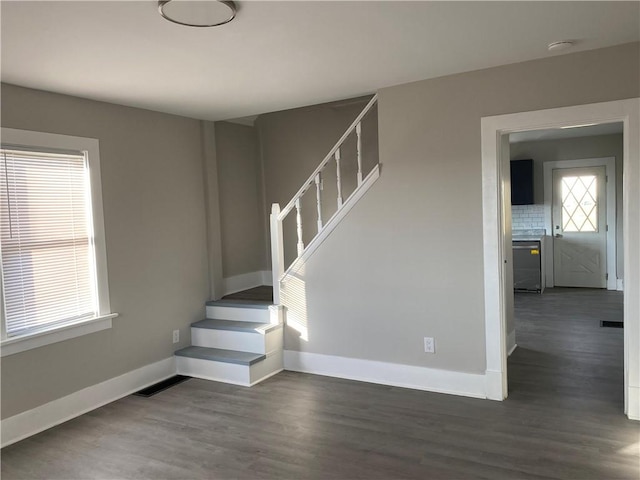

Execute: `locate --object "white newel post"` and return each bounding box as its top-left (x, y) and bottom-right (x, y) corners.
top-left (270, 203), bottom-right (284, 305)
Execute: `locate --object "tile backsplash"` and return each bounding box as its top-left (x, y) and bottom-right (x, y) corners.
top-left (512, 204), bottom-right (545, 230)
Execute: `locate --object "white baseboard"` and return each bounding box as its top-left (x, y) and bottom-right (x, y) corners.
top-left (283, 350), bottom-right (486, 399)
top-left (507, 330), bottom-right (517, 356)
top-left (617, 278), bottom-right (624, 291)
top-left (484, 369), bottom-right (505, 401)
top-left (1, 357), bottom-right (176, 448)
top-left (223, 270), bottom-right (272, 296)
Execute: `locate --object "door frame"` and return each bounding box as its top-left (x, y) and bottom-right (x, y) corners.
top-left (543, 157), bottom-right (616, 290)
top-left (480, 98), bottom-right (640, 421)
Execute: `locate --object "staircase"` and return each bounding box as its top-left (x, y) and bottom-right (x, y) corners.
top-left (175, 95), bottom-right (379, 387)
top-left (175, 296), bottom-right (284, 386)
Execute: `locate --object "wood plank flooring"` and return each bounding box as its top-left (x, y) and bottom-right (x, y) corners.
top-left (2, 288), bottom-right (638, 479)
top-left (222, 286), bottom-right (273, 303)
top-left (509, 288), bottom-right (625, 413)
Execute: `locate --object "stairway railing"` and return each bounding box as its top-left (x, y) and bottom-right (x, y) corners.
top-left (270, 94), bottom-right (379, 303)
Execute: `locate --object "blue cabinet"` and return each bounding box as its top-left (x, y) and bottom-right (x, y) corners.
top-left (511, 159), bottom-right (534, 205)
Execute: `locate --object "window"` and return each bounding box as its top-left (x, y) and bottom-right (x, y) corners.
top-left (0, 128), bottom-right (115, 356)
top-left (561, 174), bottom-right (598, 232)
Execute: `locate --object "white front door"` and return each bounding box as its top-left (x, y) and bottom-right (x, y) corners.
top-left (552, 166), bottom-right (607, 288)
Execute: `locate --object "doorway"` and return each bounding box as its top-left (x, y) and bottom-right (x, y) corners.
top-left (480, 98), bottom-right (640, 420)
top-left (553, 166), bottom-right (606, 287)
top-left (542, 156), bottom-right (618, 290)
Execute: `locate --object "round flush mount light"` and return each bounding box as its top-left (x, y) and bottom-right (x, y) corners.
top-left (547, 41), bottom-right (574, 52)
top-left (158, 0), bottom-right (236, 27)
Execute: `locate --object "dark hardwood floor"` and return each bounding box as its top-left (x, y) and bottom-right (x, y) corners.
top-left (2, 288), bottom-right (637, 479)
top-left (509, 288), bottom-right (625, 412)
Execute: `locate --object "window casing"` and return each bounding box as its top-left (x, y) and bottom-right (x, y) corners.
top-left (0, 128), bottom-right (115, 356)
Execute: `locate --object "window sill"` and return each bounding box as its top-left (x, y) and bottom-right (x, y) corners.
top-left (1, 314), bottom-right (119, 357)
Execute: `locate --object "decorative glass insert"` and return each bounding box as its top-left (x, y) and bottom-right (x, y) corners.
top-left (561, 175), bottom-right (598, 232)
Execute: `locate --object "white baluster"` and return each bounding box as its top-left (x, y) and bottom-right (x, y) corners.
top-left (335, 148), bottom-right (343, 208)
top-left (356, 122), bottom-right (363, 186)
top-left (315, 173), bottom-right (323, 233)
top-left (295, 198), bottom-right (304, 256)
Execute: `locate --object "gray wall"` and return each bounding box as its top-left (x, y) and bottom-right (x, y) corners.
top-left (265, 42), bottom-right (639, 373)
top-left (511, 133), bottom-right (624, 277)
top-left (215, 121), bottom-right (268, 277)
top-left (1, 84), bottom-right (210, 419)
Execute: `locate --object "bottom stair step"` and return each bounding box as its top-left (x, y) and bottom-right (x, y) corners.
top-left (175, 346), bottom-right (265, 365)
top-left (175, 347), bottom-right (283, 387)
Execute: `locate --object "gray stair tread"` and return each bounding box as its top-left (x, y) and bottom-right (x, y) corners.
top-left (175, 346), bottom-right (265, 366)
top-left (192, 318), bottom-right (280, 333)
top-left (206, 299), bottom-right (272, 310)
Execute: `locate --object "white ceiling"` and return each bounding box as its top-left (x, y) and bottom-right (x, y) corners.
top-left (510, 122), bottom-right (624, 144)
top-left (1, 1), bottom-right (638, 121)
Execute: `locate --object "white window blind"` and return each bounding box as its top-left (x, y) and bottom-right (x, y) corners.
top-left (1, 147), bottom-right (98, 338)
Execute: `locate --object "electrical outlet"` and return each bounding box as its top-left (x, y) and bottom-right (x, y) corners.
top-left (172, 330), bottom-right (180, 344)
top-left (424, 336), bottom-right (435, 353)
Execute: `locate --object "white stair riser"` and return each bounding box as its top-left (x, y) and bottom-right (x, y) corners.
top-left (191, 327), bottom-right (283, 355)
top-left (176, 350), bottom-right (283, 387)
top-left (176, 356), bottom-right (250, 386)
top-left (250, 350), bottom-right (283, 385)
top-left (206, 306), bottom-right (270, 323)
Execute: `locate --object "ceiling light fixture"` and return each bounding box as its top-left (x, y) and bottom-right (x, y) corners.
top-left (547, 41), bottom-right (574, 52)
top-left (158, 0), bottom-right (236, 27)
